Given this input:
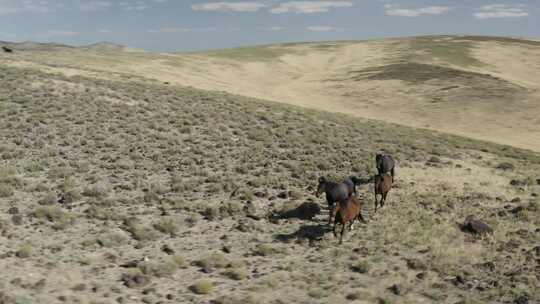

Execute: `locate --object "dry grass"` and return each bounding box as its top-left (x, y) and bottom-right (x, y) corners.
top-left (0, 62), bottom-right (538, 303)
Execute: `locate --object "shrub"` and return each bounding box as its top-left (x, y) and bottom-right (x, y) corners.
top-left (153, 217), bottom-right (180, 236)
top-left (190, 280), bottom-right (213, 294)
top-left (222, 268), bottom-right (248, 280)
top-left (196, 252), bottom-right (229, 269)
top-left (33, 206), bottom-right (74, 229)
top-left (138, 260), bottom-right (179, 278)
top-left (496, 162), bottom-right (515, 171)
top-left (0, 184), bottom-right (14, 198)
top-left (253, 244), bottom-right (283, 256)
top-left (16, 243), bottom-right (32, 258)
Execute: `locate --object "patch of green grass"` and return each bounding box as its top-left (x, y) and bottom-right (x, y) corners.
top-left (190, 280), bottom-right (213, 294)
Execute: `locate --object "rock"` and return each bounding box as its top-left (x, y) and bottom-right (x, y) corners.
top-left (515, 295), bottom-right (529, 304)
top-left (277, 191), bottom-right (288, 199)
top-left (510, 180), bottom-right (522, 186)
top-left (416, 272), bottom-right (426, 280)
top-left (222, 246), bottom-right (231, 253)
top-left (161, 244), bottom-right (175, 255)
top-left (121, 272), bottom-right (150, 288)
top-left (504, 239), bottom-right (521, 251)
top-left (461, 215), bottom-right (493, 235)
top-left (166, 294), bottom-right (174, 300)
top-left (33, 278), bottom-right (46, 290)
top-left (201, 265), bottom-right (214, 274)
top-left (72, 283), bottom-right (86, 291)
top-left (406, 258), bottom-right (427, 270)
top-left (388, 284), bottom-right (401, 295)
top-left (11, 215), bottom-right (23, 226)
top-left (253, 191), bottom-right (266, 198)
top-left (531, 246), bottom-right (540, 256)
top-left (452, 275), bottom-right (466, 286)
top-left (510, 206), bottom-right (525, 214)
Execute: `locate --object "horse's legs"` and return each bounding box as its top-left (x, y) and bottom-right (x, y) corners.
top-left (339, 223), bottom-right (345, 244)
top-left (374, 192), bottom-right (378, 213)
top-left (382, 192), bottom-right (388, 207)
top-left (329, 203), bottom-right (337, 226)
top-left (391, 167), bottom-right (395, 182)
top-left (359, 211), bottom-right (367, 223)
top-left (332, 220), bottom-right (337, 237)
top-left (328, 202), bottom-right (333, 225)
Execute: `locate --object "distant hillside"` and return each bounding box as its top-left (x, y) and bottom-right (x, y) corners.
top-left (0, 41), bottom-right (73, 51)
top-left (1, 35), bottom-right (539, 151)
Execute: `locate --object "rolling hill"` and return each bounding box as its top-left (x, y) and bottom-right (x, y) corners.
top-left (1, 35), bottom-right (540, 152)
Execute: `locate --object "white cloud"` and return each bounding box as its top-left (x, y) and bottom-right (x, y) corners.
top-left (192, 2), bottom-right (267, 12)
top-left (474, 4), bottom-right (529, 19)
top-left (268, 26), bottom-right (285, 31)
top-left (384, 5), bottom-right (451, 17)
top-left (79, 1), bottom-right (112, 11)
top-left (270, 1), bottom-right (353, 14)
top-left (306, 25), bottom-right (335, 31)
top-left (119, 1), bottom-right (148, 11)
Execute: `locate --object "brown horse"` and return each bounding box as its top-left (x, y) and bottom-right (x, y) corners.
top-left (374, 173), bottom-right (392, 212)
top-left (332, 195), bottom-right (365, 244)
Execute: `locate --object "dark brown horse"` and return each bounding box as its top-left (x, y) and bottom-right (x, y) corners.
top-left (374, 173), bottom-right (393, 212)
top-left (376, 153), bottom-right (395, 182)
top-left (316, 176), bottom-right (360, 224)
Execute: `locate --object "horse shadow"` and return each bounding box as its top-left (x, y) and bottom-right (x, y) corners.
top-left (275, 224), bottom-right (329, 242)
top-left (269, 201), bottom-right (322, 221)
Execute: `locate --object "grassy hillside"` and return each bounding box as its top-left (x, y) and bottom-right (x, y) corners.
top-left (1, 35), bottom-right (539, 152)
top-left (0, 63), bottom-right (539, 303)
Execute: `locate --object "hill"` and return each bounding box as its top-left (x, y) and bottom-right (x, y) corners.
top-left (0, 62), bottom-right (539, 303)
top-left (1, 35), bottom-right (539, 151)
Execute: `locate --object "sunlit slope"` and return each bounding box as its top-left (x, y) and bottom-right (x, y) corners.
top-left (1, 35), bottom-right (539, 151)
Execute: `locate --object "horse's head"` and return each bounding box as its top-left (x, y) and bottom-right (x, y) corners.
top-left (375, 153), bottom-right (383, 163)
top-left (315, 176), bottom-right (326, 197)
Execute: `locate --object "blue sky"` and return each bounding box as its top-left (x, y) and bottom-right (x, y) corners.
top-left (0, 1), bottom-right (539, 52)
